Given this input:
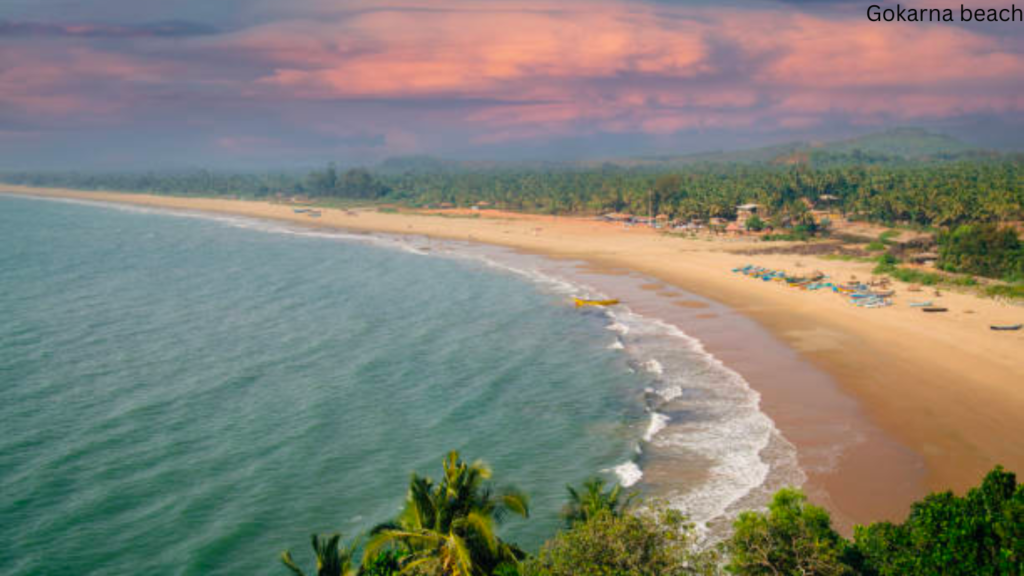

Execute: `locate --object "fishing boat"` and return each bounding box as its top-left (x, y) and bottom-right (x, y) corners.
top-left (990, 324), bottom-right (1023, 331)
top-left (909, 301), bottom-right (933, 308)
top-left (921, 307), bottom-right (948, 313)
top-left (859, 300), bottom-right (891, 309)
top-left (308, 210), bottom-right (322, 218)
top-left (871, 290), bottom-right (895, 298)
top-left (574, 298), bottom-right (620, 307)
top-left (293, 208), bottom-right (310, 213)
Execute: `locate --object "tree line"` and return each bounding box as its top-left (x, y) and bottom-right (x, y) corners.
top-left (3, 158), bottom-right (1021, 228)
top-left (279, 451), bottom-right (1022, 575)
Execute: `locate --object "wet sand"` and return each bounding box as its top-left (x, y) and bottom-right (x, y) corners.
top-left (4, 185), bottom-right (1022, 531)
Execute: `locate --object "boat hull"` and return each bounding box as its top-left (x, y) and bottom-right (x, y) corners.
top-left (574, 298), bottom-right (620, 307)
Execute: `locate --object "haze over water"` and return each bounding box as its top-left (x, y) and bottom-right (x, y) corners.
top-left (0, 195), bottom-right (645, 575)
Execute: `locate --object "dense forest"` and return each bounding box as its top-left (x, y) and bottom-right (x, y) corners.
top-left (3, 157), bottom-right (1022, 228)
top-left (279, 451), bottom-right (1022, 576)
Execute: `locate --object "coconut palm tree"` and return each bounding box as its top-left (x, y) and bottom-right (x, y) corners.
top-left (561, 477), bottom-right (638, 527)
top-left (280, 533), bottom-right (357, 576)
top-left (363, 451), bottom-right (529, 576)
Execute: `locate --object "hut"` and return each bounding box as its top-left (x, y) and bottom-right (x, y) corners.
top-left (735, 203), bottom-right (759, 226)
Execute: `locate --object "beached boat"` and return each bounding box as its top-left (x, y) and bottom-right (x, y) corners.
top-left (909, 301), bottom-right (933, 308)
top-left (921, 307), bottom-right (948, 313)
top-left (990, 324), bottom-right (1022, 331)
top-left (293, 208), bottom-right (310, 213)
top-left (308, 210), bottom-right (322, 218)
top-left (574, 298), bottom-right (620, 307)
top-left (859, 300), bottom-right (891, 309)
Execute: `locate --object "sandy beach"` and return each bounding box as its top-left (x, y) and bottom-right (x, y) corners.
top-left (6, 184), bottom-right (1023, 531)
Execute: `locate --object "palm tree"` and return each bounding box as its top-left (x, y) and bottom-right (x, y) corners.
top-left (561, 477), bottom-right (638, 527)
top-left (280, 533), bottom-right (357, 576)
top-left (363, 451), bottom-right (529, 576)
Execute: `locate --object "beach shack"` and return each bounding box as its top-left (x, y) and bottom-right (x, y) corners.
top-left (735, 203), bottom-right (759, 227)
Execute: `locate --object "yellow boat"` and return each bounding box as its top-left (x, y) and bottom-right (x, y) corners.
top-left (574, 297), bottom-right (620, 307)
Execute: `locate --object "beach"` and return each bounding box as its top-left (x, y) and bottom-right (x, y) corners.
top-left (5, 184), bottom-right (1023, 532)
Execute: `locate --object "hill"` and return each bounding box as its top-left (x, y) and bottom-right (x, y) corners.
top-left (376, 128), bottom-right (991, 174)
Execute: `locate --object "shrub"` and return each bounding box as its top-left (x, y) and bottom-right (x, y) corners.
top-left (853, 466), bottom-right (1023, 576)
top-left (725, 489), bottom-right (852, 576)
top-left (938, 223), bottom-right (1024, 280)
top-left (985, 283), bottom-right (1024, 300)
top-left (523, 508), bottom-right (718, 576)
top-left (873, 260), bottom-right (942, 286)
top-left (879, 230), bottom-right (899, 244)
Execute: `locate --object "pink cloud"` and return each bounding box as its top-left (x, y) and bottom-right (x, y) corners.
top-left (5, 0), bottom-right (1024, 149)
top-left (231, 1), bottom-right (710, 100)
top-left (744, 14), bottom-right (1024, 88)
top-left (214, 0), bottom-right (1024, 140)
top-left (0, 47), bottom-right (178, 117)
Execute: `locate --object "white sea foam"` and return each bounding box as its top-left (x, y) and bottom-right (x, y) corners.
top-left (643, 359), bottom-right (664, 375)
top-left (611, 461), bottom-right (644, 487)
top-left (604, 307), bottom-right (803, 529)
top-left (606, 322), bottom-right (630, 335)
top-left (607, 339), bottom-right (625, 350)
top-left (644, 412), bottom-right (670, 442)
top-left (658, 385), bottom-right (683, 402)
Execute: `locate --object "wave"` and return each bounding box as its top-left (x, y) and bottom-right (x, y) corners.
top-left (644, 412), bottom-right (670, 442)
top-left (611, 460), bottom-right (644, 487)
top-left (642, 359), bottom-right (664, 375)
top-left (20, 194), bottom-right (803, 529)
top-left (603, 307), bottom-right (804, 529)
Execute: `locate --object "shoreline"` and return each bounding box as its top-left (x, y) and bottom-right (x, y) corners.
top-left (6, 185), bottom-right (1023, 530)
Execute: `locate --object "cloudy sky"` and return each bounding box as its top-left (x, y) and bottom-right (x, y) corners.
top-left (2, 0), bottom-right (1023, 169)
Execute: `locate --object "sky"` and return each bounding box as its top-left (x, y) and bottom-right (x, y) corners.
top-left (2, 0), bottom-right (1023, 169)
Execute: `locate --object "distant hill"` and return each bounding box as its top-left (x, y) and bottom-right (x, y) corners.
top-left (376, 128), bottom-right (995, 173)
top-left (816, 127), bottom-right (978, 158)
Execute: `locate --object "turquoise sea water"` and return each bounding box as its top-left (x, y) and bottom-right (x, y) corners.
top-left (0, 195), bottom-right (646, 575)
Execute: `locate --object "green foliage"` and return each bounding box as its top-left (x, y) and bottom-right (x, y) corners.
top-left (561, 478), bottom-right (638, 527)
top-left (866, 241), bottom-right (886, 252)
top-left (744, 215), bottom-right (766, 232)
top-left (985, 283), bottom-right (1024, 300)
top-left (821, 253), bottom-right (875, 263)
top-left (4, 156), bottom-right (1022, 229)
top-left (359, 550), bottom-right (406, 576)
top-left (281, 534), bottom-right (357, 576)
top-left (276, 453), bottom-right (1021, 576)
top-left (938, 223), bottom-right (1024, 280)
top-left (523, 508), bottom-right (718, 576)
top-left (853, 466), bottom-right (1023, 575)
top-left (877, 253), bottom-right (898, 266)
top-left (725, 488), bottom-right (851, 576)
top-left (878, 230), bottom-right (899, 244)
top-left (363, 451), bottom-right (529, 576)
top-left (761, 229), bottom-right (813, 242)
top-left (873, 260), bottom-right (942, 286)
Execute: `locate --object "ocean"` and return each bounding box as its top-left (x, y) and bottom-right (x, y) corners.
top-left (0, 194), bottom-right (798, 574)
